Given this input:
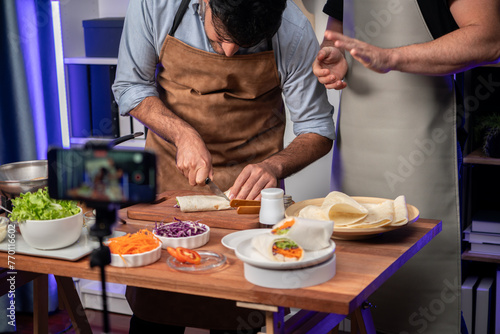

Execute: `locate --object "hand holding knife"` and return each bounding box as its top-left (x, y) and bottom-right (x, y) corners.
top-left (205, 177), bottom-right (230, 201)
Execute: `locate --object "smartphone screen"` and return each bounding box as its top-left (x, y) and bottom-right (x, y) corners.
top-left (47, 147), bottom-right (157, 205)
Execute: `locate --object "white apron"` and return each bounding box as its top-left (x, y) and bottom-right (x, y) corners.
top-left (331, 0), bottom-right (461, 333)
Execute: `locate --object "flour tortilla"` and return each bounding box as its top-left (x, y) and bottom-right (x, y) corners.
top-left (340, 200), bottom-right (394, 228)
top-left (176, 195), bottom-right (231, 212)
top-left (321, 191), bottom-right (368, 225)
top-left (298, 205), bottom-right (328, 220)
top-left (251, 233), bottom-right (304, 262)
top-left (391, 195), bottom-right (409, 226)
top-left (271, 217), bottom-right (333, 250)
top-left (338, 196), bottom-right (409, 228)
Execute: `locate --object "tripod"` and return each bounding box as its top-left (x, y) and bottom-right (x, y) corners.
top-left (89, 205), bottom-right (119, 334)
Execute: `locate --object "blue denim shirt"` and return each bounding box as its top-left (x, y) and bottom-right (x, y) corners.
top-left (112, 0), bottom-right (335, 140)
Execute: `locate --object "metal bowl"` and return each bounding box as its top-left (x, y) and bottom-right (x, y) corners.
top-left (0, 160), bottom-right (48, 199)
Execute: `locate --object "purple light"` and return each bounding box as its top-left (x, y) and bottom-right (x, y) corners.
top-left (16, 0), bottom-right (49, 157)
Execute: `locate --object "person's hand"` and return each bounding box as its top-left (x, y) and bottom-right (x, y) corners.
top-left (175, 134), bottom-right (213, 187)
top-left (313, 42), bottom-right (348, 90)
top-left (326, 31), bottom-right (395, 74)
top-left (228, 162), bottom-right (278, 200)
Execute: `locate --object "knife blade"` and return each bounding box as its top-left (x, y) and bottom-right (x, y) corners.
top-left (205, 177), bottom-right (230, 201)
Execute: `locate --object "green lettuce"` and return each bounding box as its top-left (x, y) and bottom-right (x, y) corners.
top-left (9, 187), bottom-right (80, 221)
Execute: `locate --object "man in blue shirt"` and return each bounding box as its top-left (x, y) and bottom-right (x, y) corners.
top-left (112, 0), bottom-right (335, 332)
top-left (113, 0), bottom-right (335, 201)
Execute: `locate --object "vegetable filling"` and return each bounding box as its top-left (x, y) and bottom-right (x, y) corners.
top-left (272, 238), bottom-right (303, 260)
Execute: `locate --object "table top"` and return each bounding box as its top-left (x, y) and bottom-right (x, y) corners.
top-left (0, 213), bottom-right (441, 316)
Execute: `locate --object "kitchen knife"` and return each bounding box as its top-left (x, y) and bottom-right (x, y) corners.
top-left (205, 177), bottom-right (230, 201)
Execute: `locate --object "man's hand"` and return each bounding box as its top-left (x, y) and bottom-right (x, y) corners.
top-left (326, 31), bottom-right (395, 74)
top-left (228, 133), bottom-right (333, 200)
top-left (175, 133), bottom-right (213, 187)
top-left (229, 162), bottom-right (278, 200)
top-left (130, 96), bottom-right (214, 187)
top-left (313, 43), bottom-right (348, 90)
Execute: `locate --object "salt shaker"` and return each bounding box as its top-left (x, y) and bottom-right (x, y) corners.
top-left (259, 188), bottom-right (285, 226)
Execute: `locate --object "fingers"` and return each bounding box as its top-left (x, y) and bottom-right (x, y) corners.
top-left (312, 61), bottom-right (331, 78)
top-left (175, 143), bottom-right (213, 187)
top-left (324, 80), bottom-right (347, 90)
top-left (188, 165), bottom-right (212, 187)
top-left (324, 30), bottom-right (343, 43)
top-left (316, 48), bottom-right (327, 62)
top-left (330, 33), bottom-right (360, 53)
top-left (230, 164), bottom-right (278, 200)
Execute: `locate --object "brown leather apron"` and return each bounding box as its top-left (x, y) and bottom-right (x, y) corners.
top-left (146, 4), bottom-right (285, 193)
top-left (127, 1), bottom-right (284, 329)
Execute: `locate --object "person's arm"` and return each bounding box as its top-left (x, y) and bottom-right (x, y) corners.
top-left (112, 1), bottom-right (213, 187)
top-left (229, 133), bottom-right (333, 200)
top-left (129, 97), bottom-right (213, 187)
top-left (230, 6), bottom-right (335, 200)
top-left (313, 16), bottom-right (348, 90)
top-left (327, 0), bottom-right (500, 75)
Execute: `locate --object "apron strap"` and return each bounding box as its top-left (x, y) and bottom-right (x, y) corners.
top-left (169, 0), bottom-right (191, 36)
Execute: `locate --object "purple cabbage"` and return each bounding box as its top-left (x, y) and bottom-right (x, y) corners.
top-left (153, 217), bottom-right (207, 238)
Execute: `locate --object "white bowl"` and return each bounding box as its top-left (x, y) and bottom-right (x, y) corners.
top-left (109, 243), bottom-right (162, 267)
top-left (153, 222), bottom-right (210, 249)
top-left (18, 208), bottom-right (83, 250)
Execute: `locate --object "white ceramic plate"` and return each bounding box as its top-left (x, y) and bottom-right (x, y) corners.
top-left (235, 237), bottom-right (336, 270)
top-left (221, 229), bottom-right (268, 250)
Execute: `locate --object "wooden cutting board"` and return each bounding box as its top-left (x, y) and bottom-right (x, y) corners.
top-left (126, 190), bottom-right (260, 230)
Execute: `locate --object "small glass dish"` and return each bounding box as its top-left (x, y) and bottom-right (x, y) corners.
top-left (167, 250), bottom-right (226, 272)
top-left (83, 210), bottom-right (96, 229)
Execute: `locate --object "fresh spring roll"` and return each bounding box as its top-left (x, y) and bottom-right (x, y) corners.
top-left (270, 217), bottom-right (333, 251)
top-left (176, 195), bottom-right (231, 212)
top-left (251, 233), bottom-right (304, 262)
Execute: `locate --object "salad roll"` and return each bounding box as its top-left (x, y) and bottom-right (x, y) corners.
top-left (271, 217), bottom-right (333, 251)
top-left (176, 195), bottom-right (231, 212)
top-left (252, 234), bottom-right (304, 262)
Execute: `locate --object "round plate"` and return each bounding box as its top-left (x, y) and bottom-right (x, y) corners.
top-left (167, 250), bottom-right (226, 272)
top-left (285, 196), bottom-right (419, 240)
top-left (221, 229), bottom-right (267, 250)
top-left (235, 238), bottom-right (336, 270)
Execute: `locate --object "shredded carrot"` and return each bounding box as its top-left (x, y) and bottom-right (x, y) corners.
top-left (271, 218), bottom-right (295, 235)
top-left (272, 244), bottom-right (303, 260)
top-left (108, 229), bottom-right (161, 255)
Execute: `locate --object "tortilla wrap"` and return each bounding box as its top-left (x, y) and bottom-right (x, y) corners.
top-left (391, 195), bottom-right (409, 226)
top-left (271, 217), bottom-right (333, 250)
top-left (251, 233), bottom-right (304, 262)
top-left (298, 205), bottom-right (328, 220)
top-left (340, 200), bottom-right (394, 228)
top-left (176, 195), bottom-right (231, 212)
top-left (321, 191), bottom-right (368, 225)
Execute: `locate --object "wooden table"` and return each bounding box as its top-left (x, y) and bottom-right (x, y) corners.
top-left (0, 216), bottom-right (441, 334)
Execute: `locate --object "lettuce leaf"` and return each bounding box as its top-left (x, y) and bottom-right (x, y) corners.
top-left (9, 187), bottom-right (79, 221)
